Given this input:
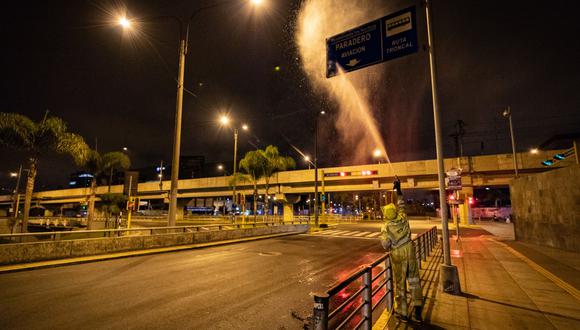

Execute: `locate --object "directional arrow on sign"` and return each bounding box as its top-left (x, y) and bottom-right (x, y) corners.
top-left (346, 59), bottom-right (360, 67)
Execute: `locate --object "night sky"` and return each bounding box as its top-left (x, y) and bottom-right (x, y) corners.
top-left (1, 0), bottom-right (579, 191)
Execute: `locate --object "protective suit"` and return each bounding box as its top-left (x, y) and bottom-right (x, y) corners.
top-left (380, 180), bottom-right (423, 322)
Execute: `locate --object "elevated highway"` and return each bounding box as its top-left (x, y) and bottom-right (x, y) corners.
top-left (0, 150), bottom-right (566, 208)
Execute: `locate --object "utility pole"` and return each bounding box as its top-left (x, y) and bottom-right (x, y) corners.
top-left (503, 106), bottom-right (518, 177)
top-left (425, 0), bottom-right (461, 294)
top-left (158, 160), bottom-right (164, 191)
top-left (12, 165), bottom-right (23, 218)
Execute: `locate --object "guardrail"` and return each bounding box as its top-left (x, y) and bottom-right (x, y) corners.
top-left (0, 220), bottom-right (308, 244)
top-left (311, 226), bottom-right (438, 329)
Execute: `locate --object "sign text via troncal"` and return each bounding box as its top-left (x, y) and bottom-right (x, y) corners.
top-left (326, 6), bottom-right (418, 78)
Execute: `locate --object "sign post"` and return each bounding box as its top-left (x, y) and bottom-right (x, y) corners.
top-left (326, 6), bottom-right (418, 77)
top-left (325, 3), bottom-right (461, 294)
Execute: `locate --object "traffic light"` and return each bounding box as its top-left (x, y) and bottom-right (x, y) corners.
top-left (554, 153), bottom-right (566, 160)
top-left (542, 160), bottom-right (554, 166)
top-left (541, 148), bottom-right (574, 166)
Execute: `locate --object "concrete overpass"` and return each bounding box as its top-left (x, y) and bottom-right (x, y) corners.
top-left (0, 150), bottom-right (567, 210)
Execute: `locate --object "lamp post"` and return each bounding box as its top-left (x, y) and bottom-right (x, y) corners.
top-left (373, 149), bottom-right (382, 164)
top-left (314, 110), bottom-right (326, 228)
top-left (425, 0), bottom-right (460, 294)
top-left (502, 106), bottom-right (518, 178)
top-left (10, 165), bottom-right (22, 218)
top-left (117, 1), bottom-right (263, 227)
top-left (219, 115), bottom-right (248, 212)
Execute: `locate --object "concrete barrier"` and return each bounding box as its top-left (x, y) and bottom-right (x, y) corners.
top-left (0, 224), bottom-right (308, 265)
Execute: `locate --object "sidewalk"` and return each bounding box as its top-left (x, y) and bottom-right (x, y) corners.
top-left (383, 236), bottom-right (580, 329)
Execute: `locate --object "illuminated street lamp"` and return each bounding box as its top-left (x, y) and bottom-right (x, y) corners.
top-left (530, 148), bottom-right (539, 154)
top-left (117, 0), bottom-right (263, 226)
top-left (502, 106), bottom-right (518, 177)
top-left (314, 110), bottom-right (326, 228)
top-left (219, 114), bottom-right (249, 209)
top-left (373, 148), bottom-right (382, 163)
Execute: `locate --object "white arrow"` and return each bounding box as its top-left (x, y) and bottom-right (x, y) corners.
top-left (346, 59), bottom-right (360, 67)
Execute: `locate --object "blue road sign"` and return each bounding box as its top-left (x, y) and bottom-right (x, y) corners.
top-left (326, 6), bottom-right (418, 78)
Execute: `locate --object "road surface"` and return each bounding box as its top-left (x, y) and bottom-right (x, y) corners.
top-left (1, 225), bottom-right (391, 329)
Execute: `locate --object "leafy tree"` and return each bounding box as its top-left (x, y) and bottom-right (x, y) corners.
top-left (82, 150), bottom-right (130, 229)
top-left (234, 150), bottom-right (267, 222)
top-left (261, 145), bottom-right (295, 218)
top-left (100, 193), bottom-right (128, 228)
top-left (0, 112), bottom-right (89, 232)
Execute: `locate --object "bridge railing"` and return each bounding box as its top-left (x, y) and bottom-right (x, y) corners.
top-left (311, 226), bottom-right (438, 329)
top-left (0, 219), bottom-right (308, 244)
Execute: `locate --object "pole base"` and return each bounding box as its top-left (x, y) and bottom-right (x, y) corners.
top-left (440, 264), bottom-right (461, 295)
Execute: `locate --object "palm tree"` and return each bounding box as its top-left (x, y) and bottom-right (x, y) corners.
top-left (261, 145), bottom-right (295, 219)
top-left (235, 150), bottom-right (267, 222)
top-left (0, 112), bottom-right (89, 232)
top-left (82, 150), bottom-right (130, 229)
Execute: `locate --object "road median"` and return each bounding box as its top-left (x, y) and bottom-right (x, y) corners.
top-left (0, 224), bottom-right (308, 270)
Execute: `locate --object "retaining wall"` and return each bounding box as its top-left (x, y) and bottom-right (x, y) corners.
top-left (0, 224), bottom-right (308, 265)
top-left (510, 165), bottom-right (580, 252)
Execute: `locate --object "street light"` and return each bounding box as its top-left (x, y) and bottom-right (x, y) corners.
top-left (502, 106), bottom-right (518, 177)
top-left (219, 114), bottom-right (249, 210)
top-left (530, 148), bottom-right (539, 154)
top-left (373, 148), bottom-right (382, 164)
top-left (314, 109), bottom-right (326, 228)
top-left (117, 1), bottom-right (263, 227)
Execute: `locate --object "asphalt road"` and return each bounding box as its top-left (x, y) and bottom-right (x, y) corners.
top-left (0, 227), bottom-right (390, 329)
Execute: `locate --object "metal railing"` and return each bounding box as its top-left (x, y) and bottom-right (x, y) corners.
top-left (0, 219), bottom-right (308, 244)
top-left (312, 226), bottom-right (438, 330)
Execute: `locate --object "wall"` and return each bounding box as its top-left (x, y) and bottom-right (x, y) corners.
top-left (0, 224), bottom-right (308, 265)
top-left (510, 165), bottom-right (580, 252)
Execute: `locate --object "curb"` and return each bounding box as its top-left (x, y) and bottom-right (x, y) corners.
top-left (0, 231), bottom-right (304, 274)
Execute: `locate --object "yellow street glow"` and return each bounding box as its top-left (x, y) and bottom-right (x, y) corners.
top-left (242, 124), bottom-right (249, 130)
top-left (219, 115), bottom-right (230, 125)
top-left (119, 17), bottom-right (131, 28)
top-left (251, 0), bottom-right (264, 6)
top-left (373, 149), bottom-right (381, 157)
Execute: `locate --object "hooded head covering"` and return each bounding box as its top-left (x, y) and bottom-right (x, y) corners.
top-left (382, 203), bottom-right (397, 221)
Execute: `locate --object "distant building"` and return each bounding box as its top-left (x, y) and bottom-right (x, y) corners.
top-left (68, 171), bottom-right (94, 188)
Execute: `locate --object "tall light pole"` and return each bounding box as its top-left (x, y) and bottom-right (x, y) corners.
top-left (503, 106), bottom-right (518, 178)
top-left (314, 110), bottom-right (325, 228)
top-left (117, 1), bottom-right (264, 227)
top-left (425, 0), bottom-right (461, 294)
top-left (10, 166), bottom-right (22, 218)
top-left (219, 115), bottom-right (249, 212)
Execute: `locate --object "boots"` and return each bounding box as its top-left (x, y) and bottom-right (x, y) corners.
top-left (412, 306), bottom-right (423, 323)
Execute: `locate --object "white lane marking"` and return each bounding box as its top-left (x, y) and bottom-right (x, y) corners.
top-left (317, 230), bottom-right (340, 235)
top-left (334, 230), bottom-right (349, 235)
top-left (366, 232), bottom-right (381, 238)
top-left (341, 231), bottom-right (360, 236)
top-left (353, 232), bottom-right (370, 237)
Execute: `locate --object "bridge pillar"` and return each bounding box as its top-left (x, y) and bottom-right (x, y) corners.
top-left (283, 203), bottom-right (293, 222)
top-left (175, 199), bottom-right (187, 221)
top-left (458, 187), bottom-right (474, 225)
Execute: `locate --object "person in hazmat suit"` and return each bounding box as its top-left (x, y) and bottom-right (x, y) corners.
top-left (380, 178), bottom-right (423, 322)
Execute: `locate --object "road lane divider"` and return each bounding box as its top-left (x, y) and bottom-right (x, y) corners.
top-left (0, 231), bottom-right (303, 274)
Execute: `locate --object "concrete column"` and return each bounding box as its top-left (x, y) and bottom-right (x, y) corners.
top-left (283, 203), bottom-right (293, 222)
top-left (175, 199), bottom-right (187, 221)
top-left (458, 187), bottom-right (474, 225)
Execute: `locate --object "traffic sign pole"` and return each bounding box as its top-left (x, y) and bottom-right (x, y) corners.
top-left (425, 0), bottom-right (461, 294)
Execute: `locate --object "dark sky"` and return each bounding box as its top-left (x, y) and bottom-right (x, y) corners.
top-left (1, 0), bottom-right (579, 191)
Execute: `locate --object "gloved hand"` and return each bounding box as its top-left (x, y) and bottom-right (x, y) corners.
top-left (393, 177), bottom-right (402, 195)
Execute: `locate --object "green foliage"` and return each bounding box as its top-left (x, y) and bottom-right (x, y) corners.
top-left (100, 193), bottom-right (127, 215)
top-left (238, 150), bottom-right (268, 181)
top-left (83, 150), bottom-right (131, 176)
top-left (261, 145), bottom-right (296, 178)
top-left (0, 112), bottom-right (89, 159)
